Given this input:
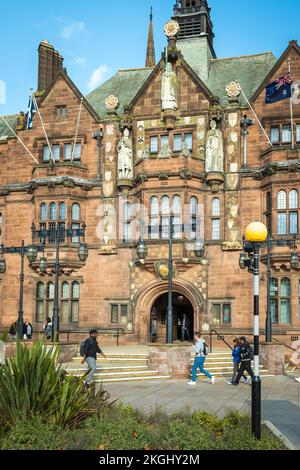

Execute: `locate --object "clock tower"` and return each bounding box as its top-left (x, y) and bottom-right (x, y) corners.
top-left (172, 0), bottom-right (216, 82)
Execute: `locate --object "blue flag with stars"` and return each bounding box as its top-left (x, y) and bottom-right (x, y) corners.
top-left (265, 72), bottom-right (293, 104)
top-left (27, 94), bottom-right (36, 130)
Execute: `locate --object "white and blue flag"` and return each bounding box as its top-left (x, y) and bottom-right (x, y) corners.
top-left (27, 94), bottom-right (36, 130)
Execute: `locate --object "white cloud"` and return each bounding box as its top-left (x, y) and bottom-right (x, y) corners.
top-left (71, 57), bottom-right (87, 66)
top-left (88, 65), bottom-right (111, 91)
top-left (61, 22), bottom-right (86, 41)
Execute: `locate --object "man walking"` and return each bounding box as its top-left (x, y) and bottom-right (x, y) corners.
top-left (231, 336), bottom-right (254, 386)
top-left (227, 338), bottom-right (249, 385)
top-left (187, 332), bottom-right (215, 385)
top-left (181, 314), bottom-right (190, 342)
top-left (81, 330), bottom-right (107, 387)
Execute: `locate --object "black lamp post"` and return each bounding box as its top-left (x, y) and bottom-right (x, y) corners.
top-left (0, 240), bottom-right (42, 339)
top-left (167, 215), bottom-right (175, 344)
top-left (31, 223), bottom-right (88, 342)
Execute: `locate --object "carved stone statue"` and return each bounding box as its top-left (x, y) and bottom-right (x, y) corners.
top-left (205, 120), bottom-right (224, 173)
top-left (117, 128), bottom-right (133, 179)
top-left (161, 62), bottom-right (177, 111)
top-left (180, 141), bottom-right (191, 157)
top-left (158, 143), bottom-right (171, 159)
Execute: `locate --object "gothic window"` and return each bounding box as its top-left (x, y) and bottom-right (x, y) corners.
top-left (190, 196), bottom-right (198, 239)
top-left (282, 125), bottom-right (292, 144)
top-left (173, 134), bottom-right (182, 152)
top-left (47, 282), bottom-right (55, 319)
top-left (150, 136), bottom-right (158, 153)
top-left (172, 195), bottom-right (182, 239)
top-left (150, 196), bottom-right (159, 240)
top-left (71, 203), bottom-right (81, 243)
top-left (296, 124), bottom-right (300, 143)
top-left (110, 304), bottom-right (128, 324)
top-left (53, 144), bottom-right (60, 162)
top-left (36, 282), bottom-right (45, 323)
top-left (71, 281), bottom-right (80, 323)
top-left (73, 143), bottom-right (82, 161)
top-left (271, 278), bottom-right (291, 325)
top-left (270, 126), bottom-right (280, 144)
top-left (277, 190), bottom-right (299, 235)
top-left (212, 303), bottom-right (231, 325)
top-left (61, 281), bottom-right (70, 324)
top-left (161, 196), bottom-right (170, 240)
top-left (161, 135), bottom-right (169, 148)
top-left (56, 106), bottom-right (68, 119)
top-left (111, 304), bottom-right (119, 323)
top-left (123, 202), bottom-right (131, 243)
top-left (40, 203), bottom-right (47, 222)
top-left (43, 145), bottom-right (51, 162)
top-left (211, 198), bottom-right (221, 241)
top-left (64, 144), bottom-right (72, 161)
top-left (49, 203), bottom-right (57, 221)
top-left (184, 133), bottom-right (193, 151)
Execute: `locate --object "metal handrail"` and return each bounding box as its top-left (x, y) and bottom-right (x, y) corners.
top-left (209, 329), bottom-right (233, 353)
top-left (272, 337), bottom-right (298, 353)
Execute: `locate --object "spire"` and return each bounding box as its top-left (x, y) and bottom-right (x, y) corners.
top-left (145, 7), bottom-right (156, 68)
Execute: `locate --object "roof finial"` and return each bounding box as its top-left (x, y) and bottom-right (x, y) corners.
top-left (145, 7), bottom-right (156, 68)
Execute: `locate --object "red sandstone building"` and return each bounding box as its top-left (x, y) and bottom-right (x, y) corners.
top-left (0, 1), bottom-right (300, 344)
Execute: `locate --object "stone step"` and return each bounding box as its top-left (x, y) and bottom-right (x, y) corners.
top-left (95, 375), bottom-right (171, 383)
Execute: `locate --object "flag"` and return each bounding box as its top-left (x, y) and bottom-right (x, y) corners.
top-left (265, 72), bottom-right (293, 104)
top-left (27, 94), bottom-right (36, 130)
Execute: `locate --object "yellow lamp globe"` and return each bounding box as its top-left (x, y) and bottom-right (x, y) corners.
top-left (245, 222), bottom-right (268, 243)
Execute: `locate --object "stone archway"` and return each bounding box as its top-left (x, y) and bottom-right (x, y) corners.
top-left (133, 279), bottom-right (204, 343)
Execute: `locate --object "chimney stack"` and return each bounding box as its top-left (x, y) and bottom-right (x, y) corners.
top-left (38, 40), bottom-right (64, 92)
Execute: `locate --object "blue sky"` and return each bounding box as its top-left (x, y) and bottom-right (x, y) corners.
top-left (1, 0), bottom-right (300, 115)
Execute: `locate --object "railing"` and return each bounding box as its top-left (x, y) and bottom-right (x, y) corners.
top-left (272, 337), bottom-right (298, 353)
top-left (209, 330), bottom-right (233, 353)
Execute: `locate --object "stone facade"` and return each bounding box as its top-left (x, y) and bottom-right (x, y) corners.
top-left (0, 2), bottom-right (300, 345)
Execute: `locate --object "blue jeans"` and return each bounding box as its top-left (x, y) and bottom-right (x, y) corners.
top-left (86, 357), bottom-right (97, 385)
top-left (192, 357), bottom-right (212, 382)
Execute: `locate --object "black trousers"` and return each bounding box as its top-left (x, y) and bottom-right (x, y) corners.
top-left (234, 361), bottom-right (254, 384)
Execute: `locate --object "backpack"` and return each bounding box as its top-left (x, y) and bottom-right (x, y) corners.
top-left (80, 338), bottom-right (91, 357)
top-left (240, 344), bottom-right (254, 361)
top-left (203, 342), bottom-right (209, 357)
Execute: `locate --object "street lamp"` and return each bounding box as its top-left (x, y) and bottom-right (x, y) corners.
top-left (39, 256), bottom-right (48, 274)
top-left (167, 215), bottom-right (175, 344)
top-left (241, 221), bottom-right (268, 440)
top-left (0, 240), bottom-right (45, 339)
top-left (31, 223), bottom-right (88, 342)
top-left (194, 239), bottom-right (205, 258)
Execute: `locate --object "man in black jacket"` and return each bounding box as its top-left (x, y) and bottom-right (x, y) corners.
top-left (81, 330), bottom-right (107, 387)
top-left (232, 337), bottom-right (254, 386)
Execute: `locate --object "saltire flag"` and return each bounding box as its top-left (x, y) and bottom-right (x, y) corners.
top-left (265, 72), bottom-right (293, 104)
top-left (27, 94), bottom-right (37, 130)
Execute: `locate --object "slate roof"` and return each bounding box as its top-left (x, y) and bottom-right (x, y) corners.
top-left (208, 52), bottom-right (278, 106)
top-left (0, 114), bottom-right (18, 140)
top-left (86, 68), bottom-right (154, 117)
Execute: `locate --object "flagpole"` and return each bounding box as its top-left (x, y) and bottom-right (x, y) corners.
top-left (288, 58), bottom-right (295, 149)
top-left (0, 115), bottom-right (39, 164)
top-left (71, 98), bottom-right (83, 162)
top-left (32, 93), bottom-right (55, 164)
top-left (239, 84), bottom-right (273, 147)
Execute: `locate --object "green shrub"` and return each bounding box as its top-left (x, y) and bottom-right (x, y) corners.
top-left (0, 340), bottom-right (111, 429)
top-left (1, 416), bottom-right (70, 450)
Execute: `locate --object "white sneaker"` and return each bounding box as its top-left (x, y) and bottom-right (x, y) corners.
top-left (295, 377), bottom-right (300, 383)
top-left (243, 377), bottom-right (249, 384)
top-left (211, 376), bottom-right (215, 385)
top-left (187, 381), bottom-right (197, 386)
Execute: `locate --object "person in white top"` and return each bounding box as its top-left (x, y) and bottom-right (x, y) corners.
top-left (187, 332), bottom-right (215, 386)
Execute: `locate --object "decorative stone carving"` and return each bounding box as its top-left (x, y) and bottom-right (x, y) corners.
top-left (228, 112), bottom-right (238, 128)
top-left (103, 171), bottom-right (114, 197)
top-left (158, 143), bottom-right (172, 159)
top-left (205, 120), bottom-right (224, 173)
top-left (105, 95), bottom-right (119, 112)
top-left (226, 81), bottom-right (241, 98)
top-left (180, 169), bottom-right (192, 180)
top-left (226, 173), bottom-right (239, 191)
top-left (117, 127), bottom-right (133, 180)
top-left (141, 146), bottom-right (150, 160)
top-left (164, 20), bottom-right (180, 38)
top-left (180, 141), bottom-right (191, 157)
top-left (154, 260), bottom-right (175, 280)
top-left (161, 63), bottom-right (177, 111)
top-left (106, 124), bottom-right (115, 137)
top-left (99, 202), bottom-right (117, 255)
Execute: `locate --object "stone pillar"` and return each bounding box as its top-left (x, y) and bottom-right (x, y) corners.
top-left (148, 345), bottom-right (192, 378)
top-left (260, 343), bottom-right (285, 375)
top-left (0, 340), bottom-right (5, 365)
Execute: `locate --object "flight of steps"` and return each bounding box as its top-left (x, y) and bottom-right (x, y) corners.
top-left (65, 348), bottom-right (273, 383)
top-left (65, 351), bottom-right (171, 383)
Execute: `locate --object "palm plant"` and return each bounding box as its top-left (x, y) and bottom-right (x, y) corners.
top-left (0, 340), bottom-right (110, 429)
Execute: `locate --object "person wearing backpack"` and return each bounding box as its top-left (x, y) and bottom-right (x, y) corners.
top-left (227, 338), bottom-right (249, 385)
top-left (232, 336), bottom-right (254, 386)
top-left (44, 317), bottom-right (52, 341)
top-left (187, 332), bottom-right (215, 386)
top-left (81, 330), bottom-right (107, 387)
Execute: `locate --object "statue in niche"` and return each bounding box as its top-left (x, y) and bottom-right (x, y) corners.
top-left (158, 143), bottom-right (171, 159)
top-left (161, 62), bottom-right (177, 111)
top-left (205, 120), bottom-right (224, 173)
top-left (117, 127), bottom-right (133, 179)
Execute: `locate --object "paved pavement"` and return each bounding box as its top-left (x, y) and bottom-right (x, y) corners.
top-left (103, 376), bottom-right (300, 449)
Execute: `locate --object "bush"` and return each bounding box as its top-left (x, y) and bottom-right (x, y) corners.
top-left (0, 340), bottom-right (111, 430)
top-left (1, 416), bottom-right (70, 450)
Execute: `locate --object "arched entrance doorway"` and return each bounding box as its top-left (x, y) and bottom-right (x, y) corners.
top-left (150, 292), bottom-right (194, 343)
